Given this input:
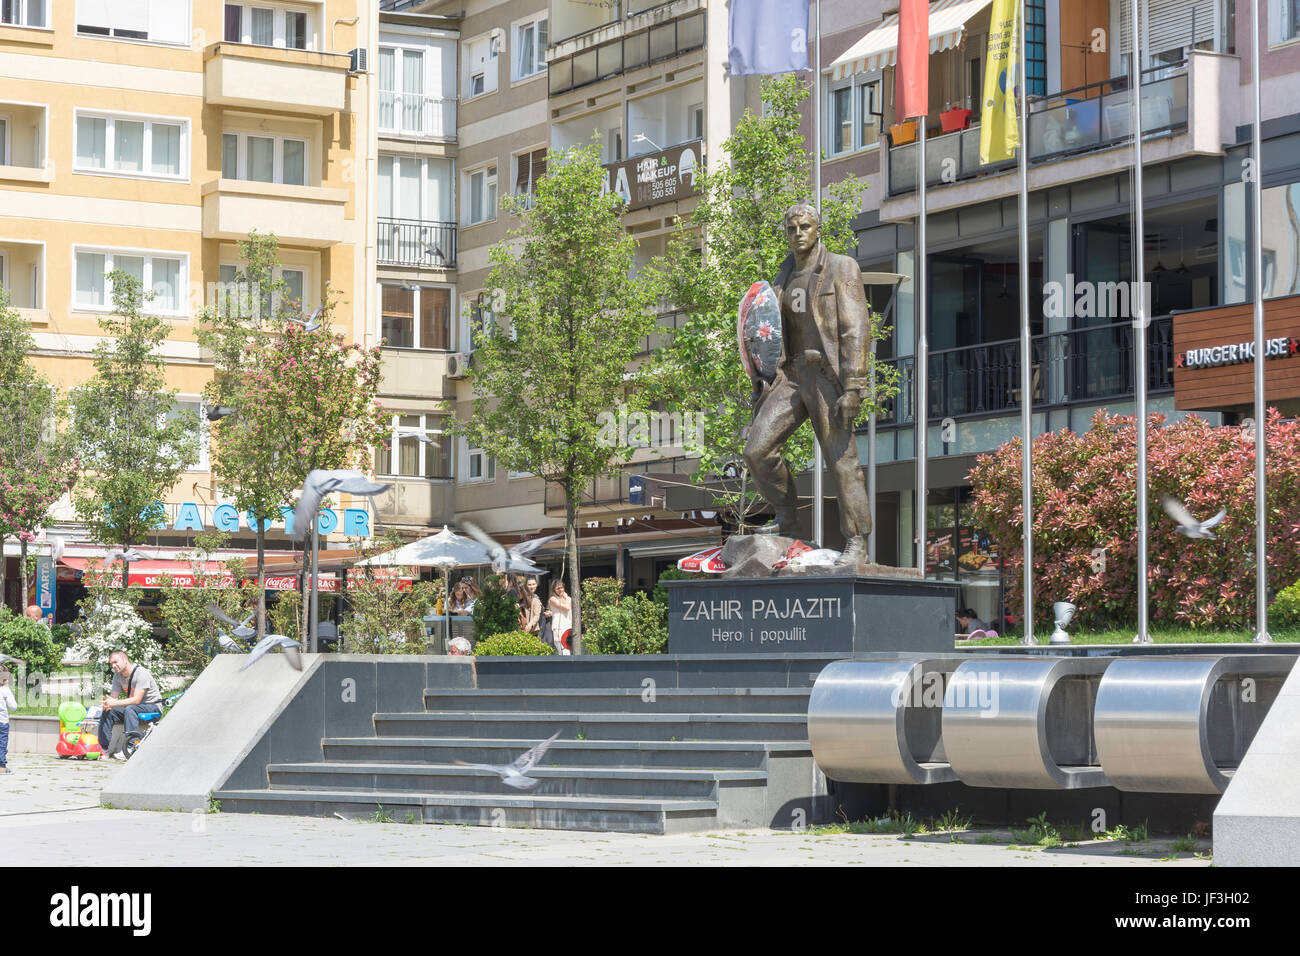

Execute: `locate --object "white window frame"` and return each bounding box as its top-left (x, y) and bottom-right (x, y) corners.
top-left (376, 412), bottom-right (451, 479)
top-left (221, 130), bottom-right (310, 186)
top-left (75, 0), bottom-right (191, 46)
top-left (824, 71), bottom-right (882, 158)
top-left (1270, 0), bottom-right (1300, 46)
top-left (223, 2), bottom-right (317, 50)
top-left (218, 260), bottom-right (313, 317)
top-left (378, 153), bottom-right (457, 223)
top-left (0, 115), bottom-right (9, 167)
top-left (461, 439), bottom-right (496, 484)
top-left (168, 397), bottom-right (210, 473)
top-left (463, 32), bottom-right (500, 100)
top-left (512, 15), bottom-right (548, 82)
top-left (0, 0), bottom-right (47, 29)
top-left (379, 282), bottom-right (454, 351)
top-left (73, 246), bottom-right (189, 318)
top-left (465, 163), bottom-right (498, 226)
top-left (73, 110), bottom-right (189, 182)
top-left (513, 146), bottom-right (546, 207)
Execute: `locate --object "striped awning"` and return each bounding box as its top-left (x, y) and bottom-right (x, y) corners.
top-left (830, 0), bottom-right (994, 80)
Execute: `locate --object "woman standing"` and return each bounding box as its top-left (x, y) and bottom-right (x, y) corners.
top-left (519, 576), bottom-right (544, 636)
top-left (548, 580), bottom-right (573, 655)
top-left (448, 578), bottom-right (480, 615)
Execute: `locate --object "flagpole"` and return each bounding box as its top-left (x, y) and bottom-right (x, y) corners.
top-left (1130, 0), bottom-right (1151, 644)
top-left (1251, 0), bottom-right (1271, 643)
top-left (1017, 0), bottom-right (1034, 644)
top-left (812, 0), bottom-right (825, 549)
top-left (915, 118), bottom-right (927, 575)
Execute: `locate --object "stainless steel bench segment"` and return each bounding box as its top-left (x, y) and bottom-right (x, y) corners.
top-left (942, 658), bottom-right (1111, 790)
top-left (808, 659), bottom-right (961, 784)
top-left (1094, 655), bottom-right (1296, 794)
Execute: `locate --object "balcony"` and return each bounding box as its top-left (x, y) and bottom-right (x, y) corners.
top-left (882, 51), bottom-right (1232, 217)
top-left (377, 218), bottom-right (457, 269)
top-left (204, 43), bottom-right (350, 116)
top-left (201, 179), bottom-right (348, 248)
top-left (378, 93), bottom-right (457, 142)
top-left (374, 478), bottom-right (455, 528)
top-left (379, 349), bottom-right (455, 398)
top-left (0, 240), bottom-right (46, 323)
top-left (548, 0), bottom-right (704, 97)
top-left (880, 317), bottom-right (1174, 426)
top-left (0, 102), bottom-right (50, 184)
top-left (544, 455), bottom-right (693, 513)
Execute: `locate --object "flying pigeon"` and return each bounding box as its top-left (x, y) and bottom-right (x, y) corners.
top-left (217, 633), bottom-right (244, 653)
top-left (461, 521), bottom-right (562, 575)
top-left (239, 634), bottom-right (304, 671)
top-left (206, 405), bottom-right (237, 422)
top-left (394, 430), bottom-right (439, 446)
top-left (102, 548), bottom-right (145, 564)
top-left (207, 604), bottom-right (255, 640)
top-left (288, 306), bottom-right (324, 332)
top-left (1161, 497), bottom-right (1226, 540)
top-left (453, 731), bottom-right (562, 790)
top-left (291, 470), bottom-right (392, 542)
top-left (0, 652), bottom-right (23, 666)
top-left (47, 535), bottom-right (66, 563)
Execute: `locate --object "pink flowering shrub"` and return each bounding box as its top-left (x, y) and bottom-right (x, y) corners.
top-left (968, 409), bottom-right (1300, 630)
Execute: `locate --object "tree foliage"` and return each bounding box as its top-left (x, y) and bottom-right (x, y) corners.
top-left (70, 272), bottom-right (198, 550)
top-left (652, 73), bottom-right (897, 528)
top-left (0, 289), bottom-right (78, 606)
top-left (969, 409), bottom-right (1300, 630)
top-left (460, 141), bottom-right (662, 650)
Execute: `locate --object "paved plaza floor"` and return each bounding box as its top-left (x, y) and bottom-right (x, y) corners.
top-left (1, 755), bottom-right (1212, 866)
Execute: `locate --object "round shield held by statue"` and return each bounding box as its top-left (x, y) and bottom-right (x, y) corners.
top-left (737, 280), bottom-right (783, 384)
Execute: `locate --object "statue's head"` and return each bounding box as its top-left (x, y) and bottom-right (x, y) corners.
top-left (783, 203), bottom-right (820, 256)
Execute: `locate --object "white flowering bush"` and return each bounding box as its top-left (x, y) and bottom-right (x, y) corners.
top-left (74, 600), bottom-right (164, 688)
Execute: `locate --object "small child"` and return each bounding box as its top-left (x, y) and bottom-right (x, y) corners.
top-left (0, 669), bottom-right (18, 773)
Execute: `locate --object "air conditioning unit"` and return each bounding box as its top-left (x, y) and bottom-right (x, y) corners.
top-left (446, 352), bottom-right (471, 379)
top-left (349, 47), bottom-right (368, 73)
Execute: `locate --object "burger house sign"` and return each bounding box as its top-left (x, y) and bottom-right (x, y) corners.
top-left (1178, 336), bottom-right (1299, 369)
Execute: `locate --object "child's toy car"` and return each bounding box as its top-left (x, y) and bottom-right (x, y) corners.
top-left (55, 701), bottom-right (103, 759)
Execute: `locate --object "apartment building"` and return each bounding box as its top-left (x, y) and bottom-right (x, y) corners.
top-left (0, 0), bottom-right (373, 613)
top-left (824, 0), bottom-right (1300, 622)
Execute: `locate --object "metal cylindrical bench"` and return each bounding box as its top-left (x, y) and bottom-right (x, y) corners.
top-left (808, 658), bottom-right (964, 784)
top-left (1094, 654), bottom-right (1296, 793)
top-left (942, 658), bottom-right (1112, 789)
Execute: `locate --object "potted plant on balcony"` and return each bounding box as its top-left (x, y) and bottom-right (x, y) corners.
top-left (940, 105), bottom-right (974, 133)
top-left (889, 119), bottom-right (917, 145)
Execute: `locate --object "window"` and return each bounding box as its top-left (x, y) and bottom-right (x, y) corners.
top-left (221, 132), bottom-right (307, 185)
top-left (378, 155), bottom-right (455, 222)
top-left (223, 3), bottom-right (313, 49)
top-left (381, 284), bottom-right (452, 350)
top-left (462, 441), bottom-right (496, 483)
top-left (689, 103), bottom-right (704, 141)
top-left (74, 248), bottom-right (186, 315)
top-left (514, 149), bottom-right (546, 205)
top-left (75, 113), bottom-right (186, 179)
top-left (218, 263), bottom-right (309, 318)
top-left (824, 72), bottom-right (880, 156)
top-left (1025, 0), bottom-right (1047, 96)
top-left (514, 17), bottom-right (548, 80)
top-left (379, 45), bottom-right (430, 134)
top-left (465, 34), bottom-right (499, 98)
top-left (168, 400), bottom-right (209, 472)
top-left (0, 117), bottom-right (7, 166)
top-left (1, 0), bottom-right (46, 28)
top-left (76, 0), bottom-right (188, 44)
top-left (467, 165), bottom-right (497, 225)
top-left (375, 414), bottom-right (451, 479)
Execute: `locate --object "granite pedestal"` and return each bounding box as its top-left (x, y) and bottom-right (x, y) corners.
top-left (666, 575), bottom-right (960, 654)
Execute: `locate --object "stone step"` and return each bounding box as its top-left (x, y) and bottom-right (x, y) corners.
top-left (266, 761), bottom-right (767, 800)
top-left (469, 654), bottom-right (845, 690)
top-left (211, 787), bottom-right (720, 835)
top-left (373, 711), bottom-right (810, 742)
top-left (322, 736), bottom-right (809, 770)
top-left (421, 687), bottom-right (812, 714)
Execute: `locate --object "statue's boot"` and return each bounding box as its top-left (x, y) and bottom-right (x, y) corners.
top-left (754, 508), bottom-right (799, 537)
top-left (837, 535), bottom-right (867, 566)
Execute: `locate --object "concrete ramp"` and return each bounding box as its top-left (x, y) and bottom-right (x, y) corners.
top-left (1214, 657), bottom-right (1300, 865)
top-left (100, 654), bottom-right (319, 812)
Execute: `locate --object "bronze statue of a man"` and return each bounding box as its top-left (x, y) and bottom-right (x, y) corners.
top-left (742, 203), bottom-right (873, 562)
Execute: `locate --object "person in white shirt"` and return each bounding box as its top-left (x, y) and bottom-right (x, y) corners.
top-left (0, 669), bottom-right (19, 773)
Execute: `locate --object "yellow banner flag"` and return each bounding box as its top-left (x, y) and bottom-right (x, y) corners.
top-left (979, 0), bottom-right (1020, 164)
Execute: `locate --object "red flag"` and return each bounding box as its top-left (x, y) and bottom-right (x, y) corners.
top-left (897, 0), bottom-right (929, 120)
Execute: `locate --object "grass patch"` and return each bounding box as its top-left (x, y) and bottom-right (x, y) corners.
top-left (1170, 834), bottom-right (1198, 853)
top-left (369, 804), bottom-right (395, 824)
top-left (1100, 821), bottom-right (1150, 843)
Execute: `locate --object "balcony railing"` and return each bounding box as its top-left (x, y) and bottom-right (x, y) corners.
top-left (378, 93), bottom-right (457, 140)
top-left (377, 217), bottom-right (457, 269)
top-left (544, 455), bottom-right (693, 513)
top-left (548, 8), bottom-right (704, 96)
top-left (887, 62), bottom-right (1189, 196)
top-left (879, 316), bottom-right (1174, 426)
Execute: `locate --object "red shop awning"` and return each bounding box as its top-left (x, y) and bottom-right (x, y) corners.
top-left (60, 558), bottom-right (413, 592)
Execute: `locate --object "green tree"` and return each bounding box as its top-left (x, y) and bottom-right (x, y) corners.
top-left (197, 234), bottom-right (388, 638)
top-left (0, 289), bottom-right (78, 609)
top-left (460, 142), bottom-right (662, 652)
top-left (71, 272), bottom-right (199, 584)
top-left (652, 73), bottom-right (897, 529)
